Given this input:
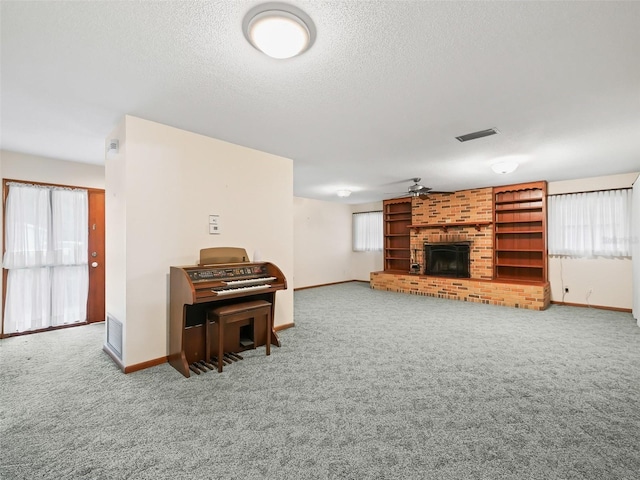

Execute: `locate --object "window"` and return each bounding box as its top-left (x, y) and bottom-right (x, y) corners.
top-left (548, 189), bottom-right (632, 257)
top-left (353, 211), bottom-right (383, 252)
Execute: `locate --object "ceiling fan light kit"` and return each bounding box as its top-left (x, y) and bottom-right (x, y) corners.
top-left (389, 178), bottom-right (452, 199)
top-left (243, 3), bottom-right (316, 59)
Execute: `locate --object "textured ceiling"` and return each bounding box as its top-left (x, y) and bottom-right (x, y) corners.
top-left (1, 1), bottom-right (639, 203)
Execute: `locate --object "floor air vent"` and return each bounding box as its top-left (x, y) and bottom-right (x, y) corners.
top-left (106, 314), bottom-right (123, 360)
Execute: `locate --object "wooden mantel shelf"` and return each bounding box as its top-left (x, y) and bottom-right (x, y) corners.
top-left (408, 221), bottom-right (492, 232)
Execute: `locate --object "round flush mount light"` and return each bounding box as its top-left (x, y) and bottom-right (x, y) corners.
top-left (243, 3), bottom-right (316, 59)
top-left (491, 161), bottom-right (519, 174)
top-left (336, 190), bottom-right (352, 198)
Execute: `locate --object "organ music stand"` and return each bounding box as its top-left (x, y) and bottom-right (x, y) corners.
top-left (199, 247), bottom-right (250, 265)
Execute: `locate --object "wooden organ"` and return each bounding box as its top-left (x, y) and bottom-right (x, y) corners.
top-left (169, 247), bottom-right (287, 377)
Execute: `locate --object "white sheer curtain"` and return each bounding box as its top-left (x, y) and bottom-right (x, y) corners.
top-left (548, 189), bottom-right (632, 257)
top-left (3, 185), bottom-right (52, 268)
top-left (51, 189), bottom-right (89, 326)
top-left (3, 184), bottom-right (88, 333)
top-left (353, 211), bottom-right (383, 252)
top-left (51, 265), bottom-right (88, 326)
top-left (4, 268), bottom-right (51, 333)
top-left (51, 189), bottom-right (88, 265)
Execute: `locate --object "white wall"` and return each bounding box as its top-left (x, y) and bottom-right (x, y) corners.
top-left (548, 172), bottom-right (639, 309)
top-left (106, 116), bottom-right (293, 367)
top-left (293, 197), bottom-right (352, 288)
top-left (0, 150), bottom-right (105, 321)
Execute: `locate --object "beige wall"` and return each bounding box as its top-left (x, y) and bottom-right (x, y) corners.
top-left (548, 172), bottom-right (639, 310)
top-left (106, 116), bottom-right (293, 367)
top-left (547, 173), bottom-right (638, 196)
top-left (0, 150), bottom-right (105, 188)
top-left (293, 199), bottom-right (384, 288)
top-left (293, 197), bottom-right (353, 288)
top-left (0, 150), bottom-right (105, 321)
top-left (104, 122), bottom-right (127, 351)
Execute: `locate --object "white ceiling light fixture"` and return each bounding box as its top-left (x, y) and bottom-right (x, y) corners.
top-left (491, 161), bottom-right (519, 175)
top-left (243, 3), bottom-right (316, 59)
top-left (336, 189), bottom-right (352, 198)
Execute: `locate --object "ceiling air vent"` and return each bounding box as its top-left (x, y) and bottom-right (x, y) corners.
top-left (455, 128), bottom-right (499, 142)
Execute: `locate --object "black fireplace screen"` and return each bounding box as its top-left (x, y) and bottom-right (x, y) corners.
top-left (424, 242), bottom-right (470, 278)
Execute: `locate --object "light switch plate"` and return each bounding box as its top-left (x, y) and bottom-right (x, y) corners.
top-left (209, 214), bottom-right (220, 234)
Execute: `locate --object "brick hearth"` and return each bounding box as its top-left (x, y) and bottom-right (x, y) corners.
top-left (370, 271), bottom-right (550, 310)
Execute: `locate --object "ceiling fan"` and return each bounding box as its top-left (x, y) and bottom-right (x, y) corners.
top-left (391, 178), bottom-right (452, 199)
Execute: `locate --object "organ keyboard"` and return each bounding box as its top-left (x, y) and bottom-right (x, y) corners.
top-left (213, 283), bottom-right (271, 296)
top-left (223, 276), bottom-right (277, 286)
top-left (169, 250), bottom-right (287, 378)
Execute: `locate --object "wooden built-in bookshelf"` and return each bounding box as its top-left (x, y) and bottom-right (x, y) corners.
top-left (493, 181), bottom-right (547, 283)
top-left (383, 198), bottom-right (412, 272)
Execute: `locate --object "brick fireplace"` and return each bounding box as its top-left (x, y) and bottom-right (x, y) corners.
top-left (371, 187), bottom-right (550, 310)
top-left (411, 187), bottom-right (494, 279)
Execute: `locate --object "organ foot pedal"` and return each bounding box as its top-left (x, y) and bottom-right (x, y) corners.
top-left (188, 360), bottom-right (215, 375)
top-left (188, 352), bottom-right (244, 375)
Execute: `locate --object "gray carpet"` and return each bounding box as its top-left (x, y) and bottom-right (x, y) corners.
top-left (1, 282), bottom-right (640, 479)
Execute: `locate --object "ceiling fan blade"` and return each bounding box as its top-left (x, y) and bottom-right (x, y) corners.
top-left (384, 192), bottom-right (413, 199)
top-left (381, 178), bottom-right (419, 187)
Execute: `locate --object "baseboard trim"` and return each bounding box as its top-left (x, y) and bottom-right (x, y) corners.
top-left (124, 356), bottom-right (168, 374)
top-left (294, 280), bottom-right (369, 291)
top-left (102, 344), bottom-right (125, 372)
top-left (105, 326), bottom-right (294, 374)
top-left (275, 322), bottom-right (295, 331)
top-left (103, 346), bottom-right (169, 374)
top-left (2, 321), bottom-right (90, 339)
top-left (550, 301), bottom-right (632, 313)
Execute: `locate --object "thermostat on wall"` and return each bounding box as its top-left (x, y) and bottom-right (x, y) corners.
top-left (209, 214), bottom-right (221, 234)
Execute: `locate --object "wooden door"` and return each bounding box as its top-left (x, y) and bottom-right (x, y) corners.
top-left (87, 190), bottom-right (105, 323)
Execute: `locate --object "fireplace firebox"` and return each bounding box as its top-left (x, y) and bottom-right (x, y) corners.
top-left (424, 242), bottom-right (470, 278)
